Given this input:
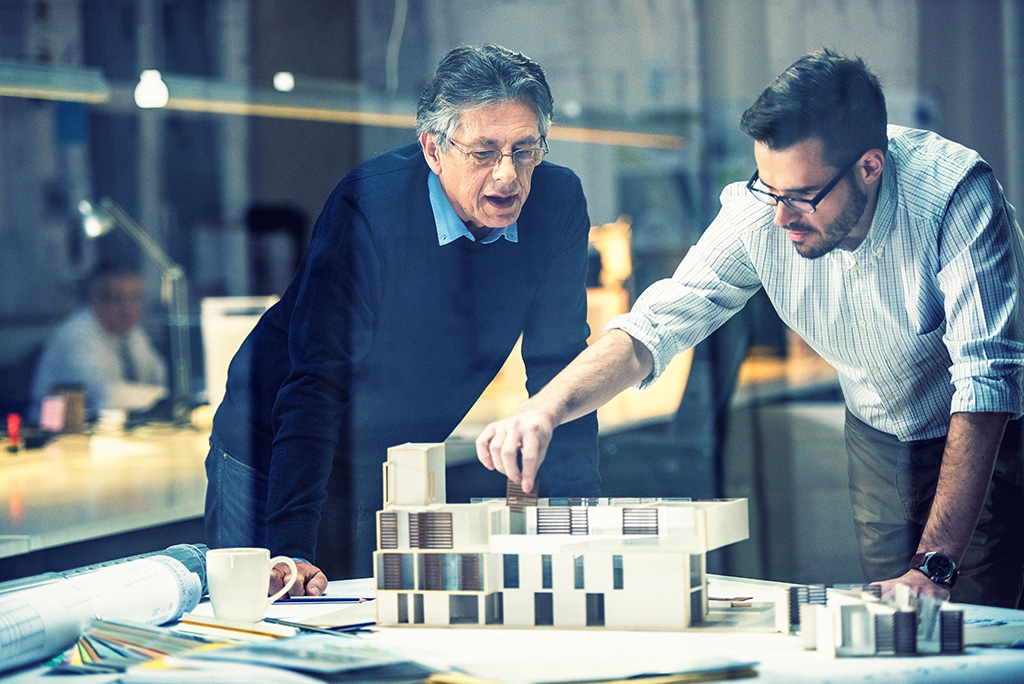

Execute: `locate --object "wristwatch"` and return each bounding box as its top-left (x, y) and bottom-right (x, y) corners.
top-left (909, 551), bottom-right (958, 587)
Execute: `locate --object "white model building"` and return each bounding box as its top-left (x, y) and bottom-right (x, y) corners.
top-left (796, 584), bottom-right (964, 657)
top-left (373, 442), bottom-right (749, 630)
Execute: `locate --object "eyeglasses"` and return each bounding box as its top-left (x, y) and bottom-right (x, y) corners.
top-left (448, 137), bottom-right (548, 168)
top-left (746, 154), bottom-right (862, 214)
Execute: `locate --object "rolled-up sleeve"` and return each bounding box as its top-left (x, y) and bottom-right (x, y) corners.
top-left (939, 166), bottom-right (1024, 417)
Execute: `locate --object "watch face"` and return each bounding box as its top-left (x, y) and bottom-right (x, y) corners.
top-left (924, 553), bottom-right (955, 582)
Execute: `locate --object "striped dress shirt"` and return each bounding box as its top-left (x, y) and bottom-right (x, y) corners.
top-left (609, 126), bottom-right (1024, 441)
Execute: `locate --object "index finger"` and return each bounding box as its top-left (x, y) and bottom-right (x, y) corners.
top-left (519, 429), bottom-right (546, 494)
top-left (475, 424), bottom-right (497, 470)
top-left (496, 428), bottom-right (523, 485)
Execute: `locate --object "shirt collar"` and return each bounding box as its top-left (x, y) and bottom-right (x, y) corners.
top-left (428, 172), bottom-right (518, 245)
top-left (829, 155), bottom-right (897, 258)
top-left (865, 158), bottom-right (897, 250)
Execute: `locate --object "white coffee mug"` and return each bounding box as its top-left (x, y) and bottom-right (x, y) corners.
top-left (206, 547), bottom-right (298, 622)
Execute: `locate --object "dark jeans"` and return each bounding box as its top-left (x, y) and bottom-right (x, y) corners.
top-left (845, 410), bottom-right (1024, 608)
top-left (204, 435), bottom-right (268, 551)
top-left (204, 435), bottom-right (381, 580)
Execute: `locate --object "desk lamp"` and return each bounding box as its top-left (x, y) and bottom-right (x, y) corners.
top-left (79, 198), bottom-right (192, 424)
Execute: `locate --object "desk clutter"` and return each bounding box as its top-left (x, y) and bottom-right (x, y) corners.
top-left (54, 622), bottom-right (436, 684)
top-left (0, 544), bottom-right (208, 673)
top-left (2, 443), bottom-right (1024, 683)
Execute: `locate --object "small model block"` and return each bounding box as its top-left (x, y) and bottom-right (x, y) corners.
top-left (383, 442), bottom-right (446, 507)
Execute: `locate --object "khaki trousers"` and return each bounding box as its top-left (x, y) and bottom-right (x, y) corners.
top-left (844, 409), bottom-right (1024, 608)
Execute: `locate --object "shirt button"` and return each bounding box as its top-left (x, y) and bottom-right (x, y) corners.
top-left (872, 366), bottom-right (881, 374)
top-left (850, 263), bottom-right (859, 272)
top-left (876, 247), bottom-right (884, 256)
top-left (886, 393), bottom-right (895, 400)
top-left (858, 320), bottom-right (867, 327)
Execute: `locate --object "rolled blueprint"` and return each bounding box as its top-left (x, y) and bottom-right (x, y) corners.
top-left (0, 543), bottom-right (209, 596)
top-left (0, 553), bottom-right (202, 674)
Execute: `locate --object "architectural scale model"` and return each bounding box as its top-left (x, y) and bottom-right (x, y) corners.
top-left (372, 442), bottom-right (750, 630)
top-left (792, 583), bottom-right (965, 657)
top-left (370, 442), bottom-right (974, 656)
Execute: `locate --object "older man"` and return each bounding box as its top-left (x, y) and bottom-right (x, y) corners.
top-left (205, 45), bottom-right (600, 595)
top-left (31, 262), bottom-right (167, 421)
top-left (478, 49), bottom-right (1024, 609)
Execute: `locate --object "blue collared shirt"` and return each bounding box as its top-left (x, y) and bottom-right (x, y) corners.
top-left (609, 125), bottom-right (1024, 441)
top-left (428, 172), bottom-right (519, 245)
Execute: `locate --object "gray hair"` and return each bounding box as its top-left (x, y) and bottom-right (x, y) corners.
top-left (416, 44), bottom-right (553, 150)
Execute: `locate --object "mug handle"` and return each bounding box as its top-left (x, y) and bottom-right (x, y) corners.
top-left (266, 556), bottom-right (299, 605)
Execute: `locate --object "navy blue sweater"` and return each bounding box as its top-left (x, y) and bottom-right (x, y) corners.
top-left (212, 144), bottom-right (600, 562)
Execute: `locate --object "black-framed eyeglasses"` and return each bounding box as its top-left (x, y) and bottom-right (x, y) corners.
top-left (746, 154), bottom-right (862, 214)
top-left (448, 137), bottom-right (548, 168)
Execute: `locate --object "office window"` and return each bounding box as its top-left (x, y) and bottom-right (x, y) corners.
top-left (485, 592), bottom-right (504, 625)
top-left (413, 593), bottom-right (424, 624)
top-left (449, 594), bottom-right (479, 625)
top-left (444, 554), bottom-right (462, 591)
top-left (401, 554), bottom-right (414, 589)
top-left (574, 554), bottom-right (585, 589)
top-left (541, 554), bottom-right (553, 589)
top-left (613, 555), bottom-right (624, 590)
top-left (510, 508), bottom-right (526, 534)
top-left (689, 554), bottom-right (703, 586)
top-left (534, 592), bottom-right (554, 626)
top-left (586, 593), bottom-right (605, 627)
top-left (397, 593), bottom-right (409, 624)
top-left (503, 554), bottom-right (520, 589)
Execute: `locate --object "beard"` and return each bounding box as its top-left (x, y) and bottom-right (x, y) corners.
top-left (790, 179), bottom-right (869, 259)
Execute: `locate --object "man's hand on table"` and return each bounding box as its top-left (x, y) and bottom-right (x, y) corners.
top-left (271, 559), bottom-right (328, 597)
top-left (872, 569), bottom-right (951, 602)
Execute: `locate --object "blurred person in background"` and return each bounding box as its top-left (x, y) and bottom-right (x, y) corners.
top-left (31, 261), bottom-right (167, 422)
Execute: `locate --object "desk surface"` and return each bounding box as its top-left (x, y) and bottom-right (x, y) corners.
top-left (0, 425), bottom-right (209, 559)
top-left (360, 575), bottom-right (1024, 684)
top-left (368, 622), bottom-right (1024, 684)
top-left (3, 576), bottom-right (1022, 684)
